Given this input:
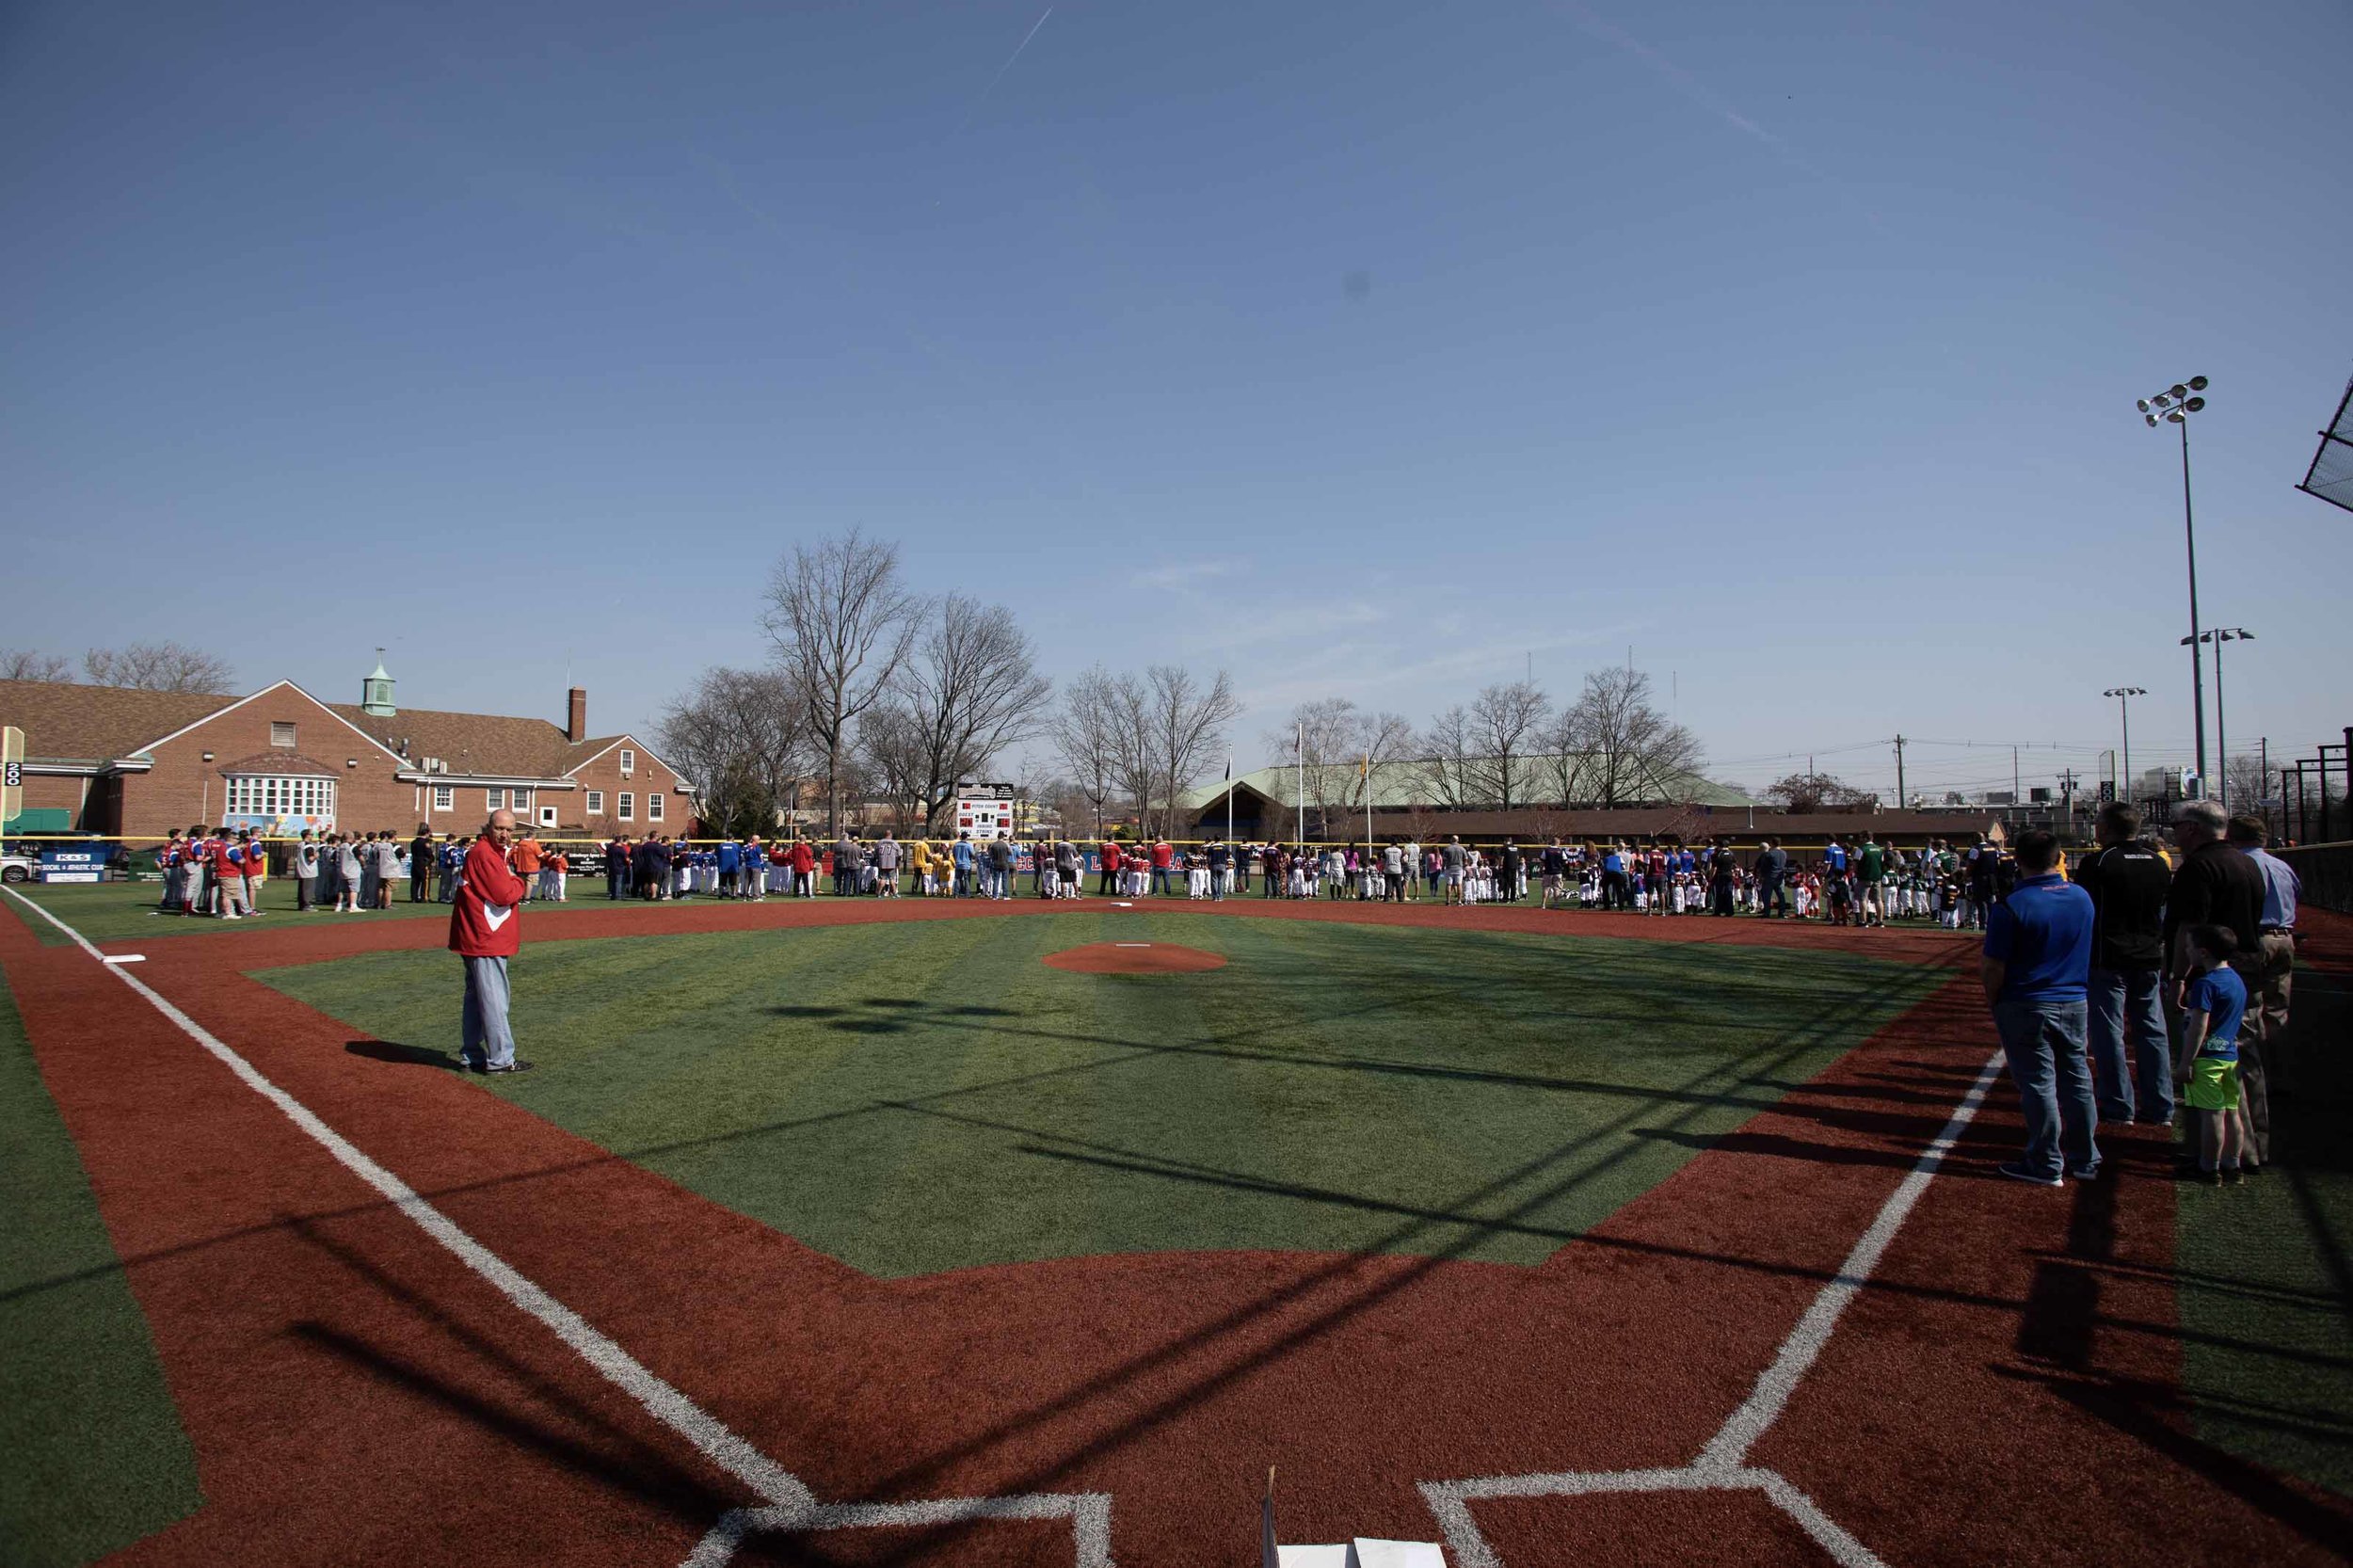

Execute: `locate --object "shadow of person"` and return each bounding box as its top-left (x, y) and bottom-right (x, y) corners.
top-left (345, 1040), bottom-right (463, 1069)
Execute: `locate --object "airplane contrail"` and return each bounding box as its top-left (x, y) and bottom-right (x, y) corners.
top-left (969, 6), bottom-right (1054, 115)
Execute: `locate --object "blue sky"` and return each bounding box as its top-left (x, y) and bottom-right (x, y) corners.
top-left (5, 0), bottom-right (2347, 802)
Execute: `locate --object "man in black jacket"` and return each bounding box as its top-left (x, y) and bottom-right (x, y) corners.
top-left (410, 824), bottom-right (436, 902)
top-left (2165, 799), bottom-right (2270, 1164)
top-left (2071, 804), bottom-right (2173, 1124)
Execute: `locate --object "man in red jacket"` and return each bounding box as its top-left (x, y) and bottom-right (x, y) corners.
top-left (449, 809), bottom-right (535, 1074)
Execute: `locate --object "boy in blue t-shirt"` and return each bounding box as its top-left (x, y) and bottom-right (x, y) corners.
top-left (2175, 923), bottom-right (2250, 1185)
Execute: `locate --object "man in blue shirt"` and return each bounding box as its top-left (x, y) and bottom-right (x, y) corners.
top-left (1980, 828), bottom-right (2099, 1186)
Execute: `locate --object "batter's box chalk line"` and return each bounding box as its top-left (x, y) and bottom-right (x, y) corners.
top-left (681, 1491), bottom-right (1114, 1568)
top-left (1417, 1046), bottom-right (2006, 1568)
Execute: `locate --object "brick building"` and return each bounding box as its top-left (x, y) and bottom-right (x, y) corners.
top-left (0, 660), bottom-right (693, 841)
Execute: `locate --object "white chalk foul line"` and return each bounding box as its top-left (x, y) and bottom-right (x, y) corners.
top-left (8, 890), bottom-right (1117, 1564)
top-left (1418, 1041), bottom-right (2009, 1567)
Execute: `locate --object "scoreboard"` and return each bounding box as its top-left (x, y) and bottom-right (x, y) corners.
top-left (953, 783), bottom-right (1016, 840)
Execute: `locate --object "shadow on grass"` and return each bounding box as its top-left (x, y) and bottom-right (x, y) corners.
top-left (344, 1040), bottom-right (463, 1069)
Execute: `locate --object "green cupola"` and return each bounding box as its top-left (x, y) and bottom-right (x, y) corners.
top-left (361, 650), bottom-right (396, 717)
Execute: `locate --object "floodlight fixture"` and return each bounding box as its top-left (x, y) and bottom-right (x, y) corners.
top-left (2188, 375), bottom-right (2209, 391)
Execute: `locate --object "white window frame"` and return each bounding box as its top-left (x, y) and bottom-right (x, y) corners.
top-left (270, 721), bottom-right (297, 748)
top-left (538, 805), bottom-right (559, 828)
top-left (618, 748), bottom-right (636, 776)
top-left (618, 792), bottom-right (634, 822)
top-left (585, 790), bottom-right (604, 814)
top-left (512, 787), bottom-right (534, 811)
top-left (486, 788), bottom-right (504, 810)
top-left (648, 792), bottom-right (664, 823)
top-left (223, 774), bottom-right (336, 821)
top-left (432, 785), bottom-right (453, 810)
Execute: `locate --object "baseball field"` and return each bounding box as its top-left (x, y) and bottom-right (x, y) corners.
top-left (5, 879), bottom-right (2349, 1567)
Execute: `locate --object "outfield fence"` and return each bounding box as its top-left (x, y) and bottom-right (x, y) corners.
top-left (2277, 841), bottom-right (2353, 916)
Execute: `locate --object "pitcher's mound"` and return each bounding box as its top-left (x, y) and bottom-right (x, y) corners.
top-left (1042, 942), bottom-right (1227, 975)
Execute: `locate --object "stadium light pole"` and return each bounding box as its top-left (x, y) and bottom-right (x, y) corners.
top-left (2184, 630), bottom-right (2251, 810)
top-left (2137, 376), bottom-right (2211, 790)
top-left (2102, 687), bottom-right (2145, 802)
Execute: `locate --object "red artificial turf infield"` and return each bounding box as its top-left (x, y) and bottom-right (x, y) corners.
top-left (1039, 942), bottom-right (1228, 975)
top-left (7, 892), bottom-right (2351, 1568)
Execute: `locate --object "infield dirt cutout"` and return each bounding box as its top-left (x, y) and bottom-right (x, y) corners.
top-left (1040, 940), bottom-right (1227, 974)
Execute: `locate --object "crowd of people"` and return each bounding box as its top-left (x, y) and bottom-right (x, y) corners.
top-left (1980, 800), bottom-right (2302, 1190)
top-left (152, 824), bottom-right (2035, 928)
top-left (556, 827), bottom-right (2021, 924)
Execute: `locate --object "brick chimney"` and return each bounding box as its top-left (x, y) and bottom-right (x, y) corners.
top-left (567, 687), bottom-right (587, 744)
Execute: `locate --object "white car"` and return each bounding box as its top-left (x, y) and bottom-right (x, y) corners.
top-left (1, 851), bottom-right (34, 885)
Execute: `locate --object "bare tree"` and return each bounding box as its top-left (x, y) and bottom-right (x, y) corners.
top-left (1415, 705), bottom-right (1484, 808)
top-left (1266, 697), bottom-right (1417, 838)
top-left (2, 649), bottom-right (73, 682)
top-left (760, 529), bottom-right (922, 832)
top-left (854, 704), bottom-right (931, 834)
top-left (1762, 770), bottom-right (1876, 814)
top-left (1049, 665), bottom-right (1125, 838)
top-left (1557, 667), bottom-right (1705, 807)
top-left (888, 595), bottom-right (1051, 831)
top-left (1146, 664), bottom-right (1242, 837)
top-left (1106, 671), bottom-right (1161, 835)
top-left (83, 642), bottom-right (234, 693)
top-left (1265, 696), bottom-right (1360, 838)
top-left (657, 666), bottom-right (813, 837)
top-left (1467, 680), bottom-right (1550, 809)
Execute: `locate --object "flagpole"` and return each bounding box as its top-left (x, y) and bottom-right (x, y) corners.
top-left (1225, 754), bottom-right (1234, 848)
top-left (1364, 751), bottom-right (1372, 849)
top-left (1297, 724), bottom-right (1305, 849)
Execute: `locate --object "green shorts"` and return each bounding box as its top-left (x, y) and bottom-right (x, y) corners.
top-left (2184, 1054), bottom-right (2241, 1112)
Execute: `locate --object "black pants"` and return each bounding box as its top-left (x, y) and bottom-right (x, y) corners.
top-left (1602, 871), bottom-right (1629, 909)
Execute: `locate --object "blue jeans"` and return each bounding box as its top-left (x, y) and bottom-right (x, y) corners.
top-left (1993, 994), bottom-right (2099, 1180)
top-left (1153, 867), bottom-right (1174, 895)
top-left (2087, 967), bottom-right (2170, 1123)
top-left (460, 955), bottom-right (517, 1070)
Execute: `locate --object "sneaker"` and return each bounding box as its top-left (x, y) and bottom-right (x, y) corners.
top-left (484, 1060), bottom-right (536, 1074)
top-left (2066, 1164), bottom-right (2102, 1182)
top-left (1997, 1161), bottom-right (2064, 1187)
top-left (2227, 1167), bottom-right (2247, 1186)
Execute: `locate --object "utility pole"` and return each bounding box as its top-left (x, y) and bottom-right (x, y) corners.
top-left (2057, 767), bottom-right (2079, 831)
top-left (2012, 744), bottom-right (2021, 806)
top-left (1893, 734), bottom-right (1906, 809)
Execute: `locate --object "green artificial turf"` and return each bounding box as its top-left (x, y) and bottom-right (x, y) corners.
top-left (0, 979), bottom-right (203, 1565)
top-left (260, 913), bottom-right (1940, 1278)
top-left (2174, 965), bottom-right (2353, 1498)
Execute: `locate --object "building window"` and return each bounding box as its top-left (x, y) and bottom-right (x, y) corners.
top-left (486, 788), bottom-right (504, 810)
top-left (648, 792), bottom-right (664, 822)
top-left (618, 748), bottom-right (635, 776)
top-left (512, 788), bottom-right (534, 811)
top-left (432, 785), bottom-right (453, 810)
top-left (270, 721), bottom-right (296, 748)
top-left (585, 790), bottom-right (604, 814)
top-left (617, 792), bottom-right (634, 821)
top-left (223, 775), bottom-right (336, 823)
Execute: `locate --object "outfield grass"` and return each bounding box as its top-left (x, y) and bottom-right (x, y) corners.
top-left (259, 913), bottom-right (1942, 1277)
top-left (0, 977), bottom-right (202, 1566)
